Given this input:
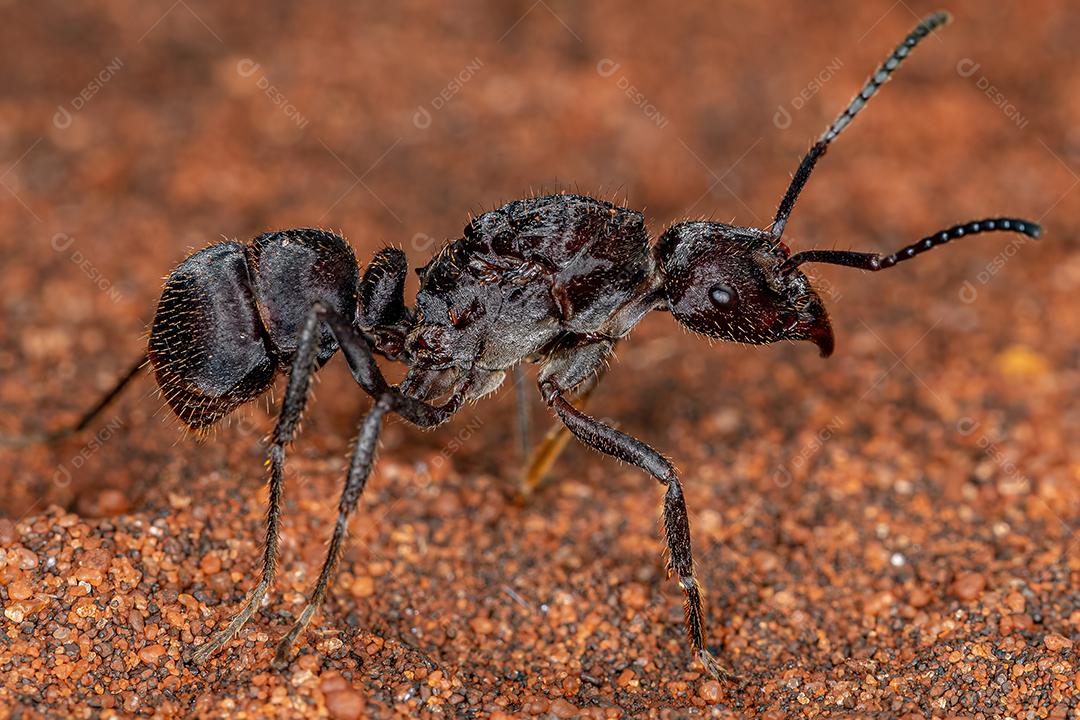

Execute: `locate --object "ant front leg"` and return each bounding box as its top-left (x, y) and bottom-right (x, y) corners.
top-left (536, 344), bottom-right (727, 681)
top-left (519, 364), bottom-right (607, 496)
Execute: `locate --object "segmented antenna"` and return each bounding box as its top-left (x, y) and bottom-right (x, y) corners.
top-left (779, 217), bottom-right (1042, 274)
top-left (0, 353), bottom-right (147, 447)
top-left (770, 11), bottom-right (952, 240)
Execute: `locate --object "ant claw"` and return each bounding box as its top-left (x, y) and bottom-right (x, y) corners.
top-left (699, 649), bottom-right (733, 682)
top-left (189, 644), bottom-right (219, 667)
top-left (271, 641), bottom-right (295, 670)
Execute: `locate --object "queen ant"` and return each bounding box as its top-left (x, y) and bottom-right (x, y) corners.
top-left (2, 11), bottom-right (1041, 679)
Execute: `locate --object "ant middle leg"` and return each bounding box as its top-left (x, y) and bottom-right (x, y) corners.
top-left (190, 300), bottom-right (332, 665)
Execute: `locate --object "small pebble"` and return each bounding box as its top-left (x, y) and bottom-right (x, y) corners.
top-left (350, 575), bottom-right (375, 598)
top-left (1044, 633), bottom-right (1073, 652)
top-left (699, 680), bottom-right (723, 704)
top-left (950, 571), bottom-right (987, 601)
top-left (908, 586), bottom-right (932, 609)
top-left (138, 644), bottom-right (167, 665)
top-left (547, 699), bottom-right (580, 718)
top-left (7, 577), bottom-right (33, 601)
top-left (199, 553), bottom-right (222, 576)
top-left (324, 688), bottom-right (366, 720)
top-left (470, 615), bottom-right (495, 635)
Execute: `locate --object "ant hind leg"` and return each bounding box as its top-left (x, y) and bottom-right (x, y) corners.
top-left (271, 393), bottom-right (392, 667)
top-left (261, 303), bottom-right (463, 666)
top-left (190, 299), bottom-right (329, 665)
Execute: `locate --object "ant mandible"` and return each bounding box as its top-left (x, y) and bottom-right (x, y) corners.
top-left (2, 11), bottom-right (1042, 679)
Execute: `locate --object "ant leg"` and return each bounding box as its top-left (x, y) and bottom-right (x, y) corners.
top-left (271, 385), bottom-right (463, 667)
top-left (539, 373), bottom-right (727, 680)
top-left (271, 394), bottom-right (391, 667)
top-left (190, 305), bottom-right (331, 664)
top-left (519, 369), bottom-right (604, 495)
top-left (514, 365), bottom-right (532, 463)
top-left (0, 352), bottom-right (147, 448)
top-left (318, 304), bottom-right (464, 427)
top-left (192, 301), bottom-right (460, 665)
top-left (259, 304), bottom-right (460, 665)
top-left (268, 390), bottom-right (461, 666)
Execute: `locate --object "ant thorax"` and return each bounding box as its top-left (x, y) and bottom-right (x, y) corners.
top-left (400, 193), bottom-right (662, 402)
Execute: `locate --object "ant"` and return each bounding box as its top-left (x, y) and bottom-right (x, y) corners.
top-left (2, 11), bottom-right (1041, 679)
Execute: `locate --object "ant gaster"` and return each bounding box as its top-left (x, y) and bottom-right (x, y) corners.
top-left (2, 12), bottom-right (1042, 679)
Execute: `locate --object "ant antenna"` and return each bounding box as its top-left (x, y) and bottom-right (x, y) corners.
top-left (0, 352), bottom-right (147, 447)
top-left (779, 218), bottom-right (1042, 274)
top-left (770, 11), bottom-right (952, 240)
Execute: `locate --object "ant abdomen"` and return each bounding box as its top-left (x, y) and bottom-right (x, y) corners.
top-left (149, 229), bottom-right (359, 431)
top-left (149, 242), bottom-right (278, 430)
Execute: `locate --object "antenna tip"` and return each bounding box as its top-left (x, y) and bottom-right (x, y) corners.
top-left (931, 10), bottom-right (953, 26)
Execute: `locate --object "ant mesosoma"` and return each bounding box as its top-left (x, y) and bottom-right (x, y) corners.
top-left (2, 11), bottom-right (1041, 679)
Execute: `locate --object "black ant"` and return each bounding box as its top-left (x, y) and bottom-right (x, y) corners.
top-left (2, 11), bottom-right (1041, 679)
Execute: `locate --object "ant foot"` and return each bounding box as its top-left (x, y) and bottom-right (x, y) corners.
top-left (698, 649), bottom-right (732, 682)
top-left (271, 638), bottom-right (295, 670)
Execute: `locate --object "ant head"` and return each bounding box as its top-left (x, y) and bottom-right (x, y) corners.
top-left (652, 13), bottom-right (1043, 359)
top-left (656, 222), bottom-right (835, 357)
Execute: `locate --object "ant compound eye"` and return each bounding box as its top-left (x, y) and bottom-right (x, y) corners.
top-left (709, 283), bottom-right (738, 308)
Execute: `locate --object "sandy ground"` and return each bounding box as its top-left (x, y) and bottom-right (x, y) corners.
top-left (1, 1), bottom-right (1078, 717)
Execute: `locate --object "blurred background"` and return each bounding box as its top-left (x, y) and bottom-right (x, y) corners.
top-left (1, 0), bottom-right (1074, 516)
top-left (0, 0), bottom-right (1077, 715)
